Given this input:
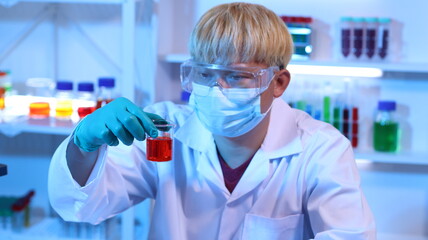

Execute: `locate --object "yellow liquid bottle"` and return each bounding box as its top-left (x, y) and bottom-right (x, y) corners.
top-left (55, 100), bottom-right (73, 118)
top-left (55, 81), bottom-right (74, 120)
top-left (0, 87), bottom-right (5, 110)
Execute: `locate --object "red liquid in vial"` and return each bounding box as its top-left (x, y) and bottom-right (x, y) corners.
top-left (147, 137), bottom-right (172, 162)
top-left (78, 106), bottom-right (95, 118)
top-left (96, 99), bottom-right (113, 109)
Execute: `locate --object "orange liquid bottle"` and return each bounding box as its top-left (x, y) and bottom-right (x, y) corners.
top-left (29, 102), bottom-right (50, 118)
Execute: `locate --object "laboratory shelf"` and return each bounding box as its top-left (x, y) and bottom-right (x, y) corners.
top-left (355, 150), bottom-right (428, 166)
top-left (161, 54), bottom-right (428, 74)
top-left (0, 117), bottom-right (75, 137)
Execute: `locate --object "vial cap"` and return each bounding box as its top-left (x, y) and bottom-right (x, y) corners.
top-left (340, 16), bottom-right (353, 22)
top-left (352, 17), bottom-right (365, 23)
top-left (98, 77), bottom-right (115, 88)
top-left (78, 82), bottom-right (95, 92)
top-left (364, 17), bottom-right (378, 23)
top-left (378, 17), bottom-right (391, 23)
top-left (378, 100), bottom-right (396, 111)
top-left (56, 81), bottom-right (73, 91)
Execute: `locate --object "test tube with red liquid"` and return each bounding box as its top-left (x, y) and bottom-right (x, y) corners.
top-left (146, 119), bottom-right (175, 162)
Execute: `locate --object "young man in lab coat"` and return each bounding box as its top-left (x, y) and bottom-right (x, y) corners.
top-left (49, 2), bottom-right (376, 239)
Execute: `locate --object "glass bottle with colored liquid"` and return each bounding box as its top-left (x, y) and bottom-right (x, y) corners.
top-left (377, 18), bottom-right (391, 60)
top-left (340, 16), bottom-right (353, 59)
top-left (55, 81), bottom-right (74, 120)
top-left (364, 17), bottom-right (378, 60)
top-left (76, 82), bottom-right (96, 118)
top-left (352, 17), bottom-right (365, 59)
top-left (96, 77), bottom-right (115, 109)
top-left (146, 119), bottom-right (175, 162)
top-left (373, 100), bottom-right (399, 152)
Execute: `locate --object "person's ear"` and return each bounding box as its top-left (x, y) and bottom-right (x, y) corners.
top-left (273, 69), bottom-right (290, 98)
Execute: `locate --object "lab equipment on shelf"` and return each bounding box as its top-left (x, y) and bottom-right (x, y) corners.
top-left (0, 86), bottom-right (4, 111)
top-left (29, 102), bottom-right (51, 119)
top-left (365, 17), bottom-right (377, 59)
top-left (76, 82), bottom-right (96, 118)
top-left (55, 81), bottom-right (74, 120)
top-left (373, 100), bottom-right (400, 152)
top-left (96, 77), bottom-right (116, 109)
top-left (0, 71), bottom-right (12, 110)
top-left (146, 119), bottom-right (175, 162)
top-left (280, 15), bottom-right (313, 60)
top-left (377, 17), bottom-right (391, 60)
top-left (338, 16), bottom-right (393, 61)
top-left (352, 17), bottom-right (364, 59)
top-left (340, 17), bottom-right (353, 59)
top-left (0, 190), bottom-right (35, 233)
top-left (284, 77), bottom-right (360, 148)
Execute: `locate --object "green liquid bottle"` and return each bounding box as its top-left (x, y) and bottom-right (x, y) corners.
top-left (373, 100), bottom-right (399, 152)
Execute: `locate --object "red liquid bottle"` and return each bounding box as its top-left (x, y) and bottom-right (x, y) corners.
top-left (351, 107), bottom-right (359, 148)
top-left (147, 137), bottom-right (173, 162)
top-left (78, 107), bottom-right (95, 118)
top-left (77, 82), bottom-right (96, 118)
top-left (96, 77), bottom-right (115, 109)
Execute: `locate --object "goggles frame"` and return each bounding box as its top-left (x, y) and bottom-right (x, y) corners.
top-left (180, 60), bottom-right (279, 95)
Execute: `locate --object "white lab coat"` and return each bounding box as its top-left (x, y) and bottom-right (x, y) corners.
top-left (48, 98), bottom-right (376, 240)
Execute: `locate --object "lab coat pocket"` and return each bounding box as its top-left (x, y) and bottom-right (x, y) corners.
top-left (242, 213), bottom-right (303, 240)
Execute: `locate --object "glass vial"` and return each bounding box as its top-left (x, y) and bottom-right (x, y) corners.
top-left (352, 17), bottom-right (365, 59)
top-left (373, 100), bottom-right (399, 152)
top-left (146, 119), bottom-right (175, 162)
top-left (377, 18), bottom-right (391, 60)
top-left (96, 77), bottom-right (115, 109)
top-left (55, 81), bottom-right (74, 120)
top-left (76, 82), bottom-right (96, 118)
top-left (340, 16), bottom-right (353, 59)
top-left (364, 17), bottom-right (378, 59)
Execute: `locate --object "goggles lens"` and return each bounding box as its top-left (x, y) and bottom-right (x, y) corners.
top-left (180, 60), bottom-right (278, 95)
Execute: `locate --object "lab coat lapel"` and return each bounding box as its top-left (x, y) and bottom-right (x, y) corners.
top-left (175, 113), bottom-right (229, 195)
top-left (228, 150), bottom-right (269, 202)
top-left (229, 98), bottom-right (303, 202)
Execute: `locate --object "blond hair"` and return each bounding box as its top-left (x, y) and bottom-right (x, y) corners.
top-left (189, 2), bottom-right (293, 68)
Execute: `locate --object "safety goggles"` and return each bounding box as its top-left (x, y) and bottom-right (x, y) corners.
top-left (180, 60), bottom-right (279, 96)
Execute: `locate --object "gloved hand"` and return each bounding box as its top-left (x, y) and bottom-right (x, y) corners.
top-left (74, 97), bottom-right (163, 152)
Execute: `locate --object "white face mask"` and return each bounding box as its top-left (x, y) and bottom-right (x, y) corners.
top-left (189, 83), bottom-right (271, 137)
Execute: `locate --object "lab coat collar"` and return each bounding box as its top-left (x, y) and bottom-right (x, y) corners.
top-left (260, 98), bottom-right (303, 158)
top-left (229, 98), bottom-right (303, 201)
top-left (174, 112), bottom-right (215, 152)
top-left (174, 98), bottom-right (303, 198)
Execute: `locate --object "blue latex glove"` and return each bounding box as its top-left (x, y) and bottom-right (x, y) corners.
top-left (74, 97), bottom-right (163, 152)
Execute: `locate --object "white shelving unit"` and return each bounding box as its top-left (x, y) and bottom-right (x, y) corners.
top-left (0, 1), bottom-right (141, 239)
top-left (161, 53), bottom-right (428, 74)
